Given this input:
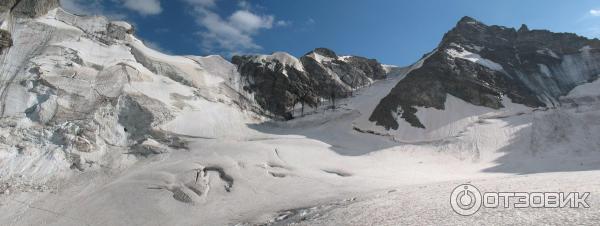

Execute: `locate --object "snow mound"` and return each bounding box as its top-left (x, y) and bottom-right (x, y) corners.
top-left (565, 77), bottom-right (600, 99)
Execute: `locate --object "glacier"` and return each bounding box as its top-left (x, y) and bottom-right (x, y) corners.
top-left (0, 4), bottom-right (599, 226)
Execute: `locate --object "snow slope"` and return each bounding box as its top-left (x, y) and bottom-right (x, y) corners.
top-left (3, 62), bottom-right (599, 225)
top-left (355, 94), bottom-right (531, 143)
top-left (258, 171), bottom-right (600, 225)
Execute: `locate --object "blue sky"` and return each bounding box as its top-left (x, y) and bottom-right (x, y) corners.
top-left (61, 0), bottom-right (600, 66)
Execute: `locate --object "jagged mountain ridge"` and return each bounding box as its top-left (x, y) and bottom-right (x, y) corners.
top-left (232, 48), bottom-right (388, 119)
top-left (369, 16), bottom-right (600, 130)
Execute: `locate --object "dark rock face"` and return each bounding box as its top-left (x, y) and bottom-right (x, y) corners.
top-left (232, 48), bottom-right (387, 119)
top-left (11, 0), bottom-right (60, 18)
top-left (299, 51), bottom-right (386, 97)
top-left (0, 0), bottom-right (17, 12)
top-left (345, 56), bottom-right (387, 80)
top-left (233, 54), bottom-right (318, 119)
top-left (0, 29), bottom-right (12, 53)
top-left (370, 16), bottom-right (600, 130)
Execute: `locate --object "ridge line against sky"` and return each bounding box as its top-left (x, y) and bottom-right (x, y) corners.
top-left (60, 0), bottom-right (600, 66)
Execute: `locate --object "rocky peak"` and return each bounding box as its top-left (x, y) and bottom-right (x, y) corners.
top-left (370, 16), bottom-right (600, 130)
top-left (441, 17), bottom-right (514, 50)
top-left (518, 24), bottom-right (529, 33)
top-left (452, 16), bottom-right (490, 33)
top-left (456, 16), bottom-right (479, 26)
top-left (309, 47), bottom-right (338, 59)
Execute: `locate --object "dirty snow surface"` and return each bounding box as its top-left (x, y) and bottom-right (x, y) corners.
top-left (1, 8), bottom-right (600, 226)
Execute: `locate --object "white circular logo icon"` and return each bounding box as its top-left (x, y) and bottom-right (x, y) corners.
top-left (450, 184), bottom-right (482, 216)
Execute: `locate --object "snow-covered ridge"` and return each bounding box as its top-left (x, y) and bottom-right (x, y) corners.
top-left (307, 51), bottom-right (336, 63)
top-left (254, 51), bottom-right (305, 73)
top-left (306, 51), bottom-right (354, 64)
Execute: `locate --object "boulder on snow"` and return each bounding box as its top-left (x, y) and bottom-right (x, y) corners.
top-left (0, 29), bottom-right (11, 53)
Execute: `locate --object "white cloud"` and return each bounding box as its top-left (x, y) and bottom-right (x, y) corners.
top-left (229, 10), bottom-right (274, 33)
top-left (122, 0), bottom-right (162, 15)
top-left (276, 20), bottom-right (291, 27)
top-left (183, 0), bottom-right (280, 55)
top-left (590, 9), bottom-right (600, 16)
top-left (183, 0), bottom-right (217, 7)
top-left (194, 8), bottom-right (260, 53)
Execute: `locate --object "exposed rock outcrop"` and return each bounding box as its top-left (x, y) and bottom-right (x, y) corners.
top-left (370, 16), bottom-right (600, 130)
top-left (0, 0), bottom-right (17, 13)
top-left (11, 0), bottom-right (60, 18)
top-left (232, 48), bottom-right (387, 119)
top-left (0, 29), bottom-right (11, 53)
top-left (107, 21), bottom-right (134, 40)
